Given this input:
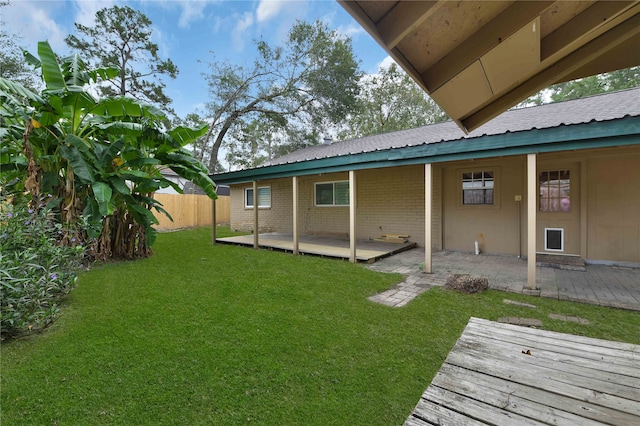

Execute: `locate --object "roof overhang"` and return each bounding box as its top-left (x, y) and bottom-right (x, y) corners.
top-left (212, 116), bottom-right (640, 185)
top-left (339, 1), bottom-right (640, 133)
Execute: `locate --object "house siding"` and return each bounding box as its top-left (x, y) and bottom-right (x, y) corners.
top-left (442, 156), bottom-right (525, 255)
top-left (585, 147), bottom-right (640, 263)
top-left (229, 145), bottom-right (640, 263)
top-left (231, 178), bottom-right (293, 233)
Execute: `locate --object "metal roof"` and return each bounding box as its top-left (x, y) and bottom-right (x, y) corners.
top-left (212, 88), bottom-right (640, 185)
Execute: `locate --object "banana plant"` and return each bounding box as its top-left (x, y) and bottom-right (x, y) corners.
top-left (0, 41), bottom-right (217, 260)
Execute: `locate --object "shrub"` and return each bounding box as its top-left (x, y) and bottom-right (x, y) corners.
top-left (0, 194), bottom-right (85, 339)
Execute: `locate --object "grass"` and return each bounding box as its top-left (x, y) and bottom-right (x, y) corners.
top-left (2, 227), bottom-right (639, 425)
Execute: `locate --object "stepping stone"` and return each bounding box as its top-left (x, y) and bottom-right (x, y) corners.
top-left (548, 313), bottom-right (590, 324)
top-left (498, 317), bottom-right (542, 327)
top-left (503, 299), bottom-right (537, 309)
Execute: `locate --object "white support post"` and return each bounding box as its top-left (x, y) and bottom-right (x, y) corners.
top-left (349, 170), bottom-right (356, 263)
top-left (253, 180), bottom-right (259, 249)
top-left (424, 163), bottom-right (433, 273)
top-left (292, 176), bottom-right (299, 255)
top-left (527, 154), bottom-right (537, 289)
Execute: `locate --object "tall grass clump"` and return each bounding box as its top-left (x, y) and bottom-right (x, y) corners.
top-left (0, 193), bottom-right (85, 339)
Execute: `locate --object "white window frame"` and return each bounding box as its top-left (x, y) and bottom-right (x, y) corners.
top-left (456, 167), bottom-right (501, 210)
top-left (314, 180), bottom-right (349, 207)
top-left (244, 186), bottom-right (271, 209)
top-left (461, 170), bottom-right (495, 205)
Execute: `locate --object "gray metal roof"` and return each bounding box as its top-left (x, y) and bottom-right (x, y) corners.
top-left (265, 88), bottom-right (640, 167)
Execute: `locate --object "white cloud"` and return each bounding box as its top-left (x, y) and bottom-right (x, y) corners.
top-left (2, 1), bottom-right (69, 53)
top-left (72, 0), bottom-right (115, 27)
top-left (178, 1), bottom-right (207, 29)
top-left (377, 56), bottom-right (396, 72)
top-left (336, 22), bottom-right (365, 39)
top-left (256, 0), bottom-right (286, 23)
top-left (231, 11), bottom-right (254, 51)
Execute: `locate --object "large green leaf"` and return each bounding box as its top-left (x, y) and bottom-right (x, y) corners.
top-left (62, 53), bottom-right (85, 86)
top-left (82, 198), bottom-right (103, 239)
top-left (169, 165), bottom-right (217, 199)
top-left (91, 97), bottom-right (164, 119)
top-left (0, 77), bottom-right (46, 105)
top-left (38, 41), bottom-right (66, 91)
top-left (108, 175), bottom-right (131, 195)
top-left (92, 182), bottom-right (114, 216)
top-left (99, 138), bottom-right (125, 164)
top-left (122, 157), bottom-right (160, 168)
top-left (60, 144), bottom-right (95, 183)
top-left (167, 125), bottom-right (208, 148)
top-left (95, 122), bottom-right (144, 137)
top-left (64, 134), bottom-right (92, 151)
top-left (128, 202), bottom-right (159, 226)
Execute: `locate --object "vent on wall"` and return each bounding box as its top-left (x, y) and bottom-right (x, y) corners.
top-left (545, 228), bottom-right (564, 252)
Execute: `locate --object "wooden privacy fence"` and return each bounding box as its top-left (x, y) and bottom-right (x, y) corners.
top-left (154, 193), bottom-right (230, 230)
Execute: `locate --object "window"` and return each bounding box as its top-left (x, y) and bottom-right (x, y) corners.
top-left (315, 181), bottom-right (349, 206)
top-left (462, 171), bottom-right (494, 205)
top-left (245, 186), bottom-right (271, 208)
top-left (539, 170), bottom-right (570, 212)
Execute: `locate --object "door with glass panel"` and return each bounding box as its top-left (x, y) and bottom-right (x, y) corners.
top-left (537, 165), bottom-right (580, 255)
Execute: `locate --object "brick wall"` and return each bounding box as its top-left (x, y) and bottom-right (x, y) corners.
top-left (229, 165), bottom-right (441, 247)
top-left (230, 178), bottom-right (292, 233)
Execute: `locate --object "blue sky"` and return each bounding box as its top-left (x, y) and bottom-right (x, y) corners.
top-left (3, 0), bottom-right (392, 118)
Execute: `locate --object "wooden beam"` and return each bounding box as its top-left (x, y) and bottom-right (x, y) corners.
top-left (292, 176), bottom-right (299, 255)
top-left (253, 180), bottom-right (258, 249)
top-left (541, 1), bottom-right (636, 61)
top-left (461, 11), bottom-right (640, 132)
top-left (349, 170), bottom-right (356, 263)
top-left (527, 154), bottom-right (537, 290)
top-left (377, 1), bottom-right (440, 49)
top-left (422, 1), bottom-right (554, 92)
top-left (424, 163), bottom-right (433, 274)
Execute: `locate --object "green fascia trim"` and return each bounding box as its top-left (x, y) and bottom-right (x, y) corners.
top-left (213, 117), bottom-right (639, 184)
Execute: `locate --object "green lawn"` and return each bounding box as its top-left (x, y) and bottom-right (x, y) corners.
top-left (2, 227), bottom-right (639, 425)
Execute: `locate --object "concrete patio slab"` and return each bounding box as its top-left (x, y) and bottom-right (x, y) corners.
top-left (367, 248), bottom-right (640, 310)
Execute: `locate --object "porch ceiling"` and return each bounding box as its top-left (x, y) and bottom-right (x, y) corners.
top-left (338, 1), bottom-right (640, 133)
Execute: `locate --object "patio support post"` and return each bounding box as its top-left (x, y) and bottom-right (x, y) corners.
top-left (424, 163), bottom-right (433, 273)
top-left (253, 180), bottom-right (259, 249)
top-left (292, 176), bottom-right (299, 255)
top-left (349, 170), bottom-right (356, 263)
top-left (211, 197), bottom-right (217, 245)
top-left (527, 153), bottom-right (537, 289)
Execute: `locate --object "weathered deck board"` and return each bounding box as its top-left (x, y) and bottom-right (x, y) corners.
top-left (405, 317), bottom-right (640, 426)
top-left (216, 232), bottom-right (416, 262)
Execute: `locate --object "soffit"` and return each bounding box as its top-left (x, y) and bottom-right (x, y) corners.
top-left (339, 0), bottom-right (640, 133)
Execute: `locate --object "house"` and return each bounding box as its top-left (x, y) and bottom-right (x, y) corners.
top-left (212, 88), bottom-right (640, 288)
top-left (157, 167), bottom-right (230, 196)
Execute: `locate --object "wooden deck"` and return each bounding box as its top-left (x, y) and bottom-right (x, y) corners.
top-left (216, 233), bottom-right (416, 263)
top-left (405, 317), bottom-right (640, 425)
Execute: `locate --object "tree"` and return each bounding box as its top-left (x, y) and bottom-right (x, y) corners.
top-left (0, 41), bottom-right (215, 261)
top-left (200, 20), bottom-right (361, 172)
top-left (65, 5), bottom-right (178, 115)
top-left (549, 66), bottom-right (640, 102)
top-left (517, 66), bottom-right (640, 107)
top-left (0, 1), bottom-right (39, 90)
top-left (338, 63), bottom-right (448, 140)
